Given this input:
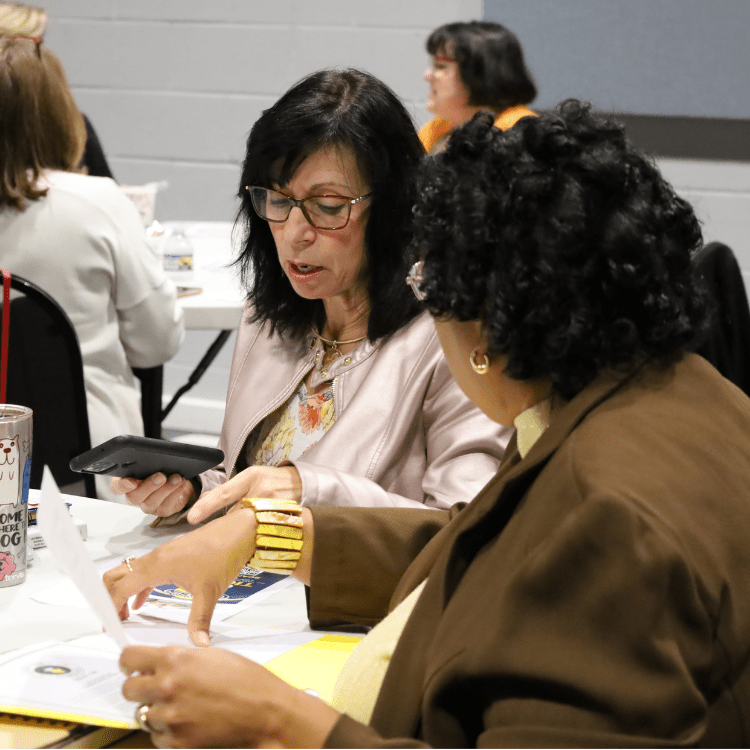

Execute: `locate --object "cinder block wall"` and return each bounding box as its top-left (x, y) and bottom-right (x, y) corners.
top-left (46, 0), bottom-right (483, 223)
top-left (44, 0), bottom-right (483, 434)
top-left (658, 160), bottom-right (750, 284)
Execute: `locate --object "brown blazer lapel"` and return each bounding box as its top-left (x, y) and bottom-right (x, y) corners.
top-left (393, 361), bottom-right (646, 608)
top-left (387, 439), bottom-right (521, 608)
top-left (440, 362), bottom-right (648, 602)
top-left (370, 360), bottom-right (649, 740)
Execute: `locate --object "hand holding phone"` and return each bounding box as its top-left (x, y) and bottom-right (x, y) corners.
top-left (70, 436), bottom-right (223, 518)
top-left (70, 435), bottom-right (223, 480)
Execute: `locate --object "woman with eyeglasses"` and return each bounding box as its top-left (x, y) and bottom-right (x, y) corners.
top-left (420, 20), bottom-right (537, 153)
top-left (112, 68), bottom-right (509, 523)
top-left (107, 101), bottom-right (750, 747)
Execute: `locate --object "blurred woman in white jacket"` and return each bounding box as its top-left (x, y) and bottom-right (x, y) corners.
top-left (0, 36), bottom-right (184, 501)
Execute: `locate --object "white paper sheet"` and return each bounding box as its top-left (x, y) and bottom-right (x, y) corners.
top-left (36, 470), bottom-right (129, 649)
top-left (0, 625), bottom-right (324, 727)
top-left (0, 640), bottom-right (135, 727)
top-left (73, 618), bottom-right (323, 663)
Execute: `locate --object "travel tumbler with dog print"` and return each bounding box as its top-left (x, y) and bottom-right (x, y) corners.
top-left (0, 405), bottom-right (31, 588)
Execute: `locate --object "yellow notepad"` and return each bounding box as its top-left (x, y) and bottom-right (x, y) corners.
top-left (0, 712), bottom-right (133, 748)
top-left (0, 712), bottom-right (74, 748)
top-left (265, 634), bottom-right (362, 704)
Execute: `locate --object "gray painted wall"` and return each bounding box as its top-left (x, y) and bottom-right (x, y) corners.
top-left (44, 0), bottom-right (482, 224)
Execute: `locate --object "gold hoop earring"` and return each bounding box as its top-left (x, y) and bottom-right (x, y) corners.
top-left (470, 348), bottom-right (489, 375)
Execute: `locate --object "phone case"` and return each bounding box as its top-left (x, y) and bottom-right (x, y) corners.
top-left (69, 435), bottom-right (223, 480)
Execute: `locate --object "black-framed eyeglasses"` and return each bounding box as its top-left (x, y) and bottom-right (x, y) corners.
top-left (406, 260), bottom-right (426, 301)
top-left (246, 186), bottom-right (372, 231)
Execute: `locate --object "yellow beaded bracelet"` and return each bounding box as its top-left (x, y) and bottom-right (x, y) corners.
top-left (241, 498), bottom-right (303, 574)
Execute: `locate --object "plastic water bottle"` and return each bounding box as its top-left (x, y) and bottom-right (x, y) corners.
top-left (162, 231), bottom-right (194, 285)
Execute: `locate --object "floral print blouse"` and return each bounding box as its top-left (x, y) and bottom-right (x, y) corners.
top-left (246, 380), bottom-right (336, 467)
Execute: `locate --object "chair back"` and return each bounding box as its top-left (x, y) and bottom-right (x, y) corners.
top-left (693, 241), bottom-right (750, 398)
top-left (1, 275), bottom-right (96, 497)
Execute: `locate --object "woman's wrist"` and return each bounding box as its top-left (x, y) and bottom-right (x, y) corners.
top-left (242, 498), bottom-right (304, 574)
top-left (232, 507), bottom-right (260, 569)
top-left (235, 499), bottom-right (313, 584)
top-left (253, 464), bottom-right (303, 500)
top-left (274, 681), bottom-right (341, 748)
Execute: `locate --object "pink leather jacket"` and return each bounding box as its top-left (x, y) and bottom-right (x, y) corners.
top-left (199, 307), bottom-right (511, 509)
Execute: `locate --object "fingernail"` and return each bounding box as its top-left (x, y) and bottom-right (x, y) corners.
top-left (152, 473), bottom-right (166, 486)
top-left (169, 475), bottom-right (182, 486)
top-left (121, 479), bottom-right (137, 492)
top-left (196, 632), bottom-right (210, 647)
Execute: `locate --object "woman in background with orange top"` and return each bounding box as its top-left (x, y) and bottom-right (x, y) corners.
top-left (420, 20), bottom-right (537, 153)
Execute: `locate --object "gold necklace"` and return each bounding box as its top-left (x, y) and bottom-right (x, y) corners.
top-left (314, 330), bottom-right (367, 368)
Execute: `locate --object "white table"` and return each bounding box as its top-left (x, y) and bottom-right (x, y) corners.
top-left (167, 221), bottom-right (245, 331)
top-left (141, 221), bottom-right (246, 434)
top-left (0, 493), bottom-right (312, 654)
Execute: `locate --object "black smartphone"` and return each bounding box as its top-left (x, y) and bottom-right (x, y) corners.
top-left (70, 435), bottom-right (223, 480)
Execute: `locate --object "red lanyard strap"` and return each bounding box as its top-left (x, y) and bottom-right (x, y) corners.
top-left (0, 269), bottom-right (10, 403)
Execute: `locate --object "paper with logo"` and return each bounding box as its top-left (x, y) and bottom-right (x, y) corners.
top-left (0, 627), bottom-right (346, 727)
top-left (0, 640), bottom-right (136, 728)
top-left (74, 620), bottom-right (325, 663)
top-left (138, 564), bottom-right (294, 623)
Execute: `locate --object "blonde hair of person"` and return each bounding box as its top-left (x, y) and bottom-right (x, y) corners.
top-left (0, 36), bottom-right (86, 209)
top-left (0, 1), bottom-right (47, 39)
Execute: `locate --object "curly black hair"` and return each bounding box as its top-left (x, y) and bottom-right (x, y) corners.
top-left (236, 68), bottom-right (424, 342)
top-left (413, 100), bottom-right (710, 400)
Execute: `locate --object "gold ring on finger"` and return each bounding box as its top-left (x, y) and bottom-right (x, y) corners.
top-left (135, 703), bottom-right (156, 733)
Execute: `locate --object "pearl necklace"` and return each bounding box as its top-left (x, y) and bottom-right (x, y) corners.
top-left (314, 330), bottom-right (367, 368)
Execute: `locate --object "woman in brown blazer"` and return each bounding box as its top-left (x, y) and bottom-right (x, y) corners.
top-left (105, 100), bottom-right (750, 748)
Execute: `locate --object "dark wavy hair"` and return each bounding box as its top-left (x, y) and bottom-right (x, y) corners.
top-left (427, 21), bottom-right (537, 111)
top-left (413, 100), bottom-right (710, 400)
top-left (236, 68), bottom-right (424, 342)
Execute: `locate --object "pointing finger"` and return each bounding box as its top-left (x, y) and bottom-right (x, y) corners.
top-left (187, 588), bottom-right (220, 647)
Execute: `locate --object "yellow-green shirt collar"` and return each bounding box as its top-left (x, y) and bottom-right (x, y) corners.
top-left (513, 399), bottom-right (551, 459)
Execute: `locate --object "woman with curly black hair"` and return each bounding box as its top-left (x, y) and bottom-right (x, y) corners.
top-left (108, 101), bottom-right (750, 748)
top-left (112, 68), bottom-right (508, 521)
top-left (416, 100), bottom-right (709, 401)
